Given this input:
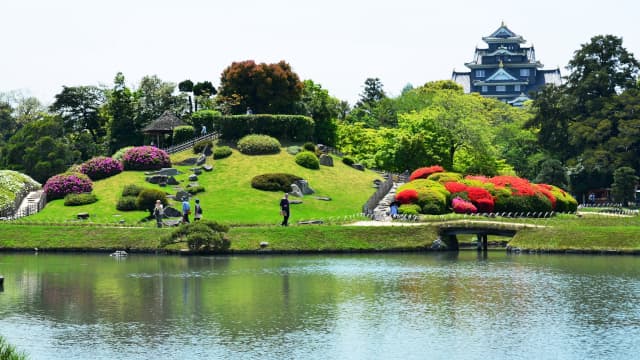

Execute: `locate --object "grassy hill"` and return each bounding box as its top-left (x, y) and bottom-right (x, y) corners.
top-left (22, 146), bottom-right (383, 226)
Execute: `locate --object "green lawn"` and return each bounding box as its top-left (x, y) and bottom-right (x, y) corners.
top-left (19, 146), bottom-right (383, 226)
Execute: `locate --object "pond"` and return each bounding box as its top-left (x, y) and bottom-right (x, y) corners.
top-left (1, 252), bottom-right (639, 359)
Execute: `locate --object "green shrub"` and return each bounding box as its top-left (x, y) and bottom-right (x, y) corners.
top-left (398, 204), bottom-right (421, 215)
top-left (64, 192), bottom-right (97, 206)
top-left (494, 194), bottom-right (552, 214)
top-left (342, 157), bottom-right (355, 166)
top-left (303, 142), bottom-right (316, 152)
top-left (427, 172), bottom-right (463, 183)
top-left (187, 185), bottom-right (205, 194)
top-left (211, 114), bottom-right (314, 141)
top-left (193, 140), bottom-right (214, 154)
top-left (237, 134), bottom-right (281, 155)
top-left (136, 188), bottom-right (168, 214)
top-left (213, 146), bottom-right (232, 159)
top-left (251, 173), bottom-right (302, 192)
top-left (161, 220), bottom-right (231, 252)
top-left (295, 151), bottom-right (320, 170)
top-left (112, 146), bottom-right (133, 161)
top-left (116, 196), bottom-right (138, 211)
top-left (416, 188), bottom-right (448, 214)
top-left (122, 184), bottom-right (144, 197)
top-left (173, 125), bottom-right (195, 144)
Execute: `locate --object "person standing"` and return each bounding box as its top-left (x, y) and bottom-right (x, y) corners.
top-left (279, 193), bottom-right (290, 226)
top-left (182, 198), bottom-right (191, 224)
top-left (194, 199), bottom-right (203, 221)
top-left (201, 125), bottom-right (207, 136)
top-left (153, 200), bottom-right (164, 228)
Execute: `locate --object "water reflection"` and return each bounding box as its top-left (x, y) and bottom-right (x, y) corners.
top-left (1, 253), bottom-right (640, 359)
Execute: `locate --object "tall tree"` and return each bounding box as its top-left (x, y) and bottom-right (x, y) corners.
top-left (192, 81), bottom-right (217, 111)
top-left (356, 77), bottom-right (386, 107)
top-left (178, 79), bottom-right (194, 113)
top-left (298, 80), bottom-right (339, 145)
top-left (611, 166), bottom-right (638, 204)
top-left (217, 60), bottom-right (302, 114)
top-left (134, 75), bottom-right (180, 130)
top-left (50, 85), bottom-right (107, 142)
top-left (106, 72), bottom-right (138, 153)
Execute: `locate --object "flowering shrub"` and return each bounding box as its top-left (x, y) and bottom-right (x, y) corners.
top-left (43, 172), bottom-right (93, 201)
top-left (409, 165), bottom-right (444, 181)
top-left (395, 189), bottom-right (419, 204)
top-left (80, 156), bottom-right (123, 181)
top-left (427, 172), bottom-right (463, 183)
top-left (444, 182), bottom-right (467, 194)
top-left (0, 170), bottom-right (41, 213)
top-left (122, 146), bottom-right (171, 171)
top-left (112, 146), bottom-right (134, 162)
top-left (452, 197), bottom-right (477, 214)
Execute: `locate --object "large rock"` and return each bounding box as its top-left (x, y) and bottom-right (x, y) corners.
top-left (163, 206), bottom-right (182, 218)
top-left (188, 174), bottom-right (198, 181)
top-left (167, 176), bottom-right (179, 185)
top-left (175, 190), bottom-right (190, 202)
top-left (175, 157), bottom-right (199, 166)
top-left (351, 163), bottom-right (365, 171)
top-left (319, 154), bottom-right (334, 167)
top-left (294, 179), bottom-right (315, 195)
top-left (152, 168), bottom-right (181, 176)
top-left (146, 175), bottom-right (167, 184)
top-left (290, 184), bottom-right (303, 197)
top-left (196, 154), bottom-right (206, 166)
top-left (190, 167), bottom-right (202, 175)
top-left (202, 164), bottom-right (213, 172)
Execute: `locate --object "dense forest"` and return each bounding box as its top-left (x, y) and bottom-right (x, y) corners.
top-left (1, 35), bottom-right (639, 203)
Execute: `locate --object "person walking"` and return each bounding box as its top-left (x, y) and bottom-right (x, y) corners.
top-left (182, 198), bottom-right (191, 224)
top-left (194, 199), bottom-right (203, 221)
top-left (279, 193), bottom-right (290, 226)
top-left (153, 200), bottom-right (164, 228)
top-left (201, 125), bottom-right (207, 136)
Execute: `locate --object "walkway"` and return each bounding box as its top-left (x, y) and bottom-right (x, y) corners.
top-left (13, 190), bottom-right (45, 219)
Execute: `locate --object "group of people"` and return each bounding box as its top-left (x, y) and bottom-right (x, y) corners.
top-left (152, 198), bottom-right (203, 228)
top-left (152, 192), bottom-right (290, 228)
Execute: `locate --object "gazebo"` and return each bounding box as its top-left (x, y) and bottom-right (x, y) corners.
top-left (142, 111), bottom-right (186, 147)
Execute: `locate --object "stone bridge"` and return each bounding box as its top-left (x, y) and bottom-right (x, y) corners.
top-left (436, 220), bottom-right (544, 251)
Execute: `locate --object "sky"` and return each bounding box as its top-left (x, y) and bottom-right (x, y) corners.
top-left (1, 0), bottom-right (639, 106)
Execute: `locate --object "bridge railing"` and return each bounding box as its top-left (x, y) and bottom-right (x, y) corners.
top-left (162, 132), bottom-right (219, 155)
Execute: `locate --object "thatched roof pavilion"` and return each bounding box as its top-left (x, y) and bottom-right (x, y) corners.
top-left (142, 111), bottom-right (186, 146)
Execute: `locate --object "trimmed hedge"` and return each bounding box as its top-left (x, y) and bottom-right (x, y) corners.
top-left (295, 151), bottom-right (320, 170)
top-left (116, 196), bottom-right (138, 211)
top-left (342, 157), bottom-right (355, 166)
top-left (251, 173), bottom-right (302, 192)
top-left (80, 156), bottom-right (123, 181)
top-left (190, 111), bottom-right (314, 141)
top-left (136, 188), bottom-right (168, 214)
top-left (122, 146), bottom-right (171, 171)
top-left (43, 172), bottom-right (93, 201)
top-left (213, 146), bottom-right (232, 159)
top-left (64, 192), bottom-right (98, 206)
top-left (122, 184), bottom-right (144, 197)
top-left (237, 134), bottom-right (281, 155)
top-left (173, 125), bottom-right (195, 145)
top-left (193, 140), bottom-right (214, 154)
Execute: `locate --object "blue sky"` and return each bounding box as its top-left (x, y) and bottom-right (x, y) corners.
top-left (1, 0), bottom-right (639, 105)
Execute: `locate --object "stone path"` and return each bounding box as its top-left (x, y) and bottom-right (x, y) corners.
top-left (14, 190), bottom-right (45, 218)
top-left (371, 182), bottom-right (403, 221)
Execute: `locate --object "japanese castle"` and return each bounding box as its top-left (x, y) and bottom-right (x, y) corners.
top-left (452, 22), bottom-right (561, 106)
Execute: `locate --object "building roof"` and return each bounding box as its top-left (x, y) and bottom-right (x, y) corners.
top-left (540, 68), bottom-right (563, 86)
top-left (507, 93), bottom-right (532, 107)
top-left (485, 66), bottom-right (518, 82)
top-left (482, 22), bottom-right (525, 44)
top-left (142, 111), bottom-right (186, 133)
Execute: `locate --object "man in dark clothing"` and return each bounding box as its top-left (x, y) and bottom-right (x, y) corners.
top-left (280, 193), bottom-right (290, 226)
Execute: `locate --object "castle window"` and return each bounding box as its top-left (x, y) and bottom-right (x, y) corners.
top-left (481, 86), bottom-right (488, 93)
top-left (496, 85), bottom-right (506, 92)
top-left (476, 70), bottom-right (485, 78)
top-left (514, 85), bottom-right (521, 92)
top-left (520, 69), bottom-right (530, 77)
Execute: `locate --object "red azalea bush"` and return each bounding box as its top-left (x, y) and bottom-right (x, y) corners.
top-left (534, 184), bottom-right (557, 209)
top-left (80, 156), bottom-right (123, 181)
top-left (452, 197), bottom-right (477, 213)
top-left (444, 182), bottom-right (467, 193)
top-left (395, 189), bottom-right (419, 204)
top-left (122, 146), bottom-right (171, 171)
top-left (43, 172), bottom-right (93, 200)
top-left (409, 165), bottom-right (444, 181)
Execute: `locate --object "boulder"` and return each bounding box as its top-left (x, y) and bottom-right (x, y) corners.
top-left (196, 154), bottom-right (206, 166)
top-left (294, 179), bottom-right (315, 195)
top-left (149, 168), bottom-right (181, 176)
top-left (162, 219), bottom-right (182, 227)
top-left (290, 184), bottom-right (303, 197)
top-left (175, 157), bottom-right (199, 166)
top-left (145, 175), bottom-right (167, 184)
top-left (351, 163), bottom-right (365, 171)
top-left (190, 167), bottom-right (202, 175)
top-left (167, 176), bottom-right (179, 185)
top-left (202, 164), bottom-right (213, 172)
top-left (77, 212), bottom-right (90, 219)
top-left (297, 219), bottom-right (324, 225)
top-left (319, 154), bottom-right (334, 167)
top-left (175, 190), bottom-right (190, 202)
top-left (188, 174), bottom-right (198, 181)
top-left (163, 206), bottom-right (182, 218)
top-left (313, 196), bottom-right (332, 201)
top-left (289, 199), bottom-right (303, 204)
top-left (317, 144), bottom-right (327, 152)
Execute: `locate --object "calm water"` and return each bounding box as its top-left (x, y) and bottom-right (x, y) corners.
top-left (1, 252), bottom-right (640, 360)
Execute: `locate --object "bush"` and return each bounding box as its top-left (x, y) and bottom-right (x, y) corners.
top-left (415, 188), bottom-right (448, 214)
top-left (251, 173), bottom-right (302, 192)
top-left (303, 142), bottom-right (316, 152)
top-left (122, 146), bottom-right (171, 171)
top-left (452, 197), bottom-right (477, 214)
top-left (427, 172), bottom-right (463, 183)
top-left (395, 189), bottom-right (419, 204)
top-left (122, 184), bottom-right (144, 197)
top-left (295, 151), bottom-right (320, 169)
top-left (187, 185), bottom-right (205, 194)
top-left (116, 196), bottom-right (138, 211)
top-left (43, 172), bottom-right (93, 201)
top-left (112, 146), bottom-right (134, 162)
top-left (398, 204), bottom-right (421, 215)
top-left (173, 125), bottom-right (195, 145)
top-left (136, 188), bottom-right (168, 214)
top-left (213, 146), bottom-right (232, 159)
top-left (193, 140), bottom-right (214, 154)
top-left (342, 157), bottom-right (355, 166)
top-left (79, 156), bottom-right (123, 181)
top-left (237, 134), bottom-right (281, 155)
top-left (210, 114), bottom-right (314, 141)
top-left (64, 192), bottom-right (97, 206)
top-left (409, 165), bottom-right (444, 181)
top-left (0, 335), bottom-right (27, 360)
top-left (161, 220), bottom-right (231, 252)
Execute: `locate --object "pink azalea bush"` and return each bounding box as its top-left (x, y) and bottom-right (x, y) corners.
top-left (452, 197), bottom-right (477, 214)
top-left (80, 156), bottom-right (123, 180)
top-left (43, 172), bottom-right (93, 200)
top-left (122, 146), bottom-right (171, 171)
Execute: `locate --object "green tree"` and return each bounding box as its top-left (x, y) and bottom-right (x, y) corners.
top-left (217, 60), bottom-right (302, 114)
top-left (192, 81), bottom-right (217, 111)
top-left (611, 166), bottom-right (638, 204)
top-left (535, 159), bottom-right (569, 189)
top-left (0, 102), bottom-right (17, 142)
top-left (50, 85), bottom-right (107, 142)
top-left (298, 80), bottom-right (339, 145)
top-left (106, 73), bottom-right (138, 153)
top-left (134, 75), bottom-right (180, 130)
top-left (356, 77), bottom-right (386, 107)
top-left (178, 79), bottom-right (194, 113)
